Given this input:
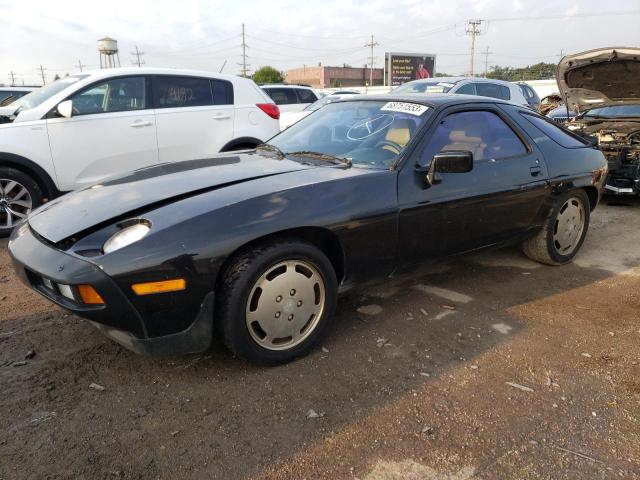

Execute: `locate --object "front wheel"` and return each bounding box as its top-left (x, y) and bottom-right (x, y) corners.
top-left (0, 168), bottom-right (43, 237)
top-left (217, 238), bottom-right (337, 364)
top-left (522, 189), bottom-right (590, 265)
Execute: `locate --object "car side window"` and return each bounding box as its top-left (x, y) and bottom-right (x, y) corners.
top-left (296, 89), bottom-right (317, 104)
top-left (455, 83), bottom-right (476, 95)
top-left (419, 110), bottom-right (527, 166)
top-left (72, 76), bottom-right (146, 115)
top-left (153, 76), bottom-right (213, 108)
top-left (521, 112), bottom-right (589, 148)
top-left (475, 83), bottom-right (511, 100)
top-left (265, 88), bottom-right (297, 105)
top-left (211, 79), bottom-right (233, 105)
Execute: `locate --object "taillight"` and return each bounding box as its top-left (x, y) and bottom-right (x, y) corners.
top-left (257, 103), bottom-right (280, 120)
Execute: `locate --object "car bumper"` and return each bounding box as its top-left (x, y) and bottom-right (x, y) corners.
top-left (8, 223), bottom-right (214, 356)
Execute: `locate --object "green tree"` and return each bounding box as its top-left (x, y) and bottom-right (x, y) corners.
top-left (486, 62), bottom-right (555, 81)
top-left (252, 66), bottom-right (283, 84)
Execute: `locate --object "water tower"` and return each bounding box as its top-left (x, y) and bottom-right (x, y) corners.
top-left (98, 37), bottom-right (121, 68)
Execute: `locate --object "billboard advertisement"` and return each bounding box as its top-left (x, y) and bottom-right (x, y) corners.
top-left (385, 52), bottom-right (437, 86)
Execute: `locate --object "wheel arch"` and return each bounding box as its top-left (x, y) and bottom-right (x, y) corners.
top-left (581, 185), bottom-right (599, 211)
top-left (217, 226), bottom-right (346, 287)
top-left (219, 137), bottom-right (263, 152)
top-left (0, 152), bottom-right (60, 200)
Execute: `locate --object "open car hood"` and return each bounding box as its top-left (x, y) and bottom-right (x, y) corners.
top-left (556, 47), bottom-right (640, 114)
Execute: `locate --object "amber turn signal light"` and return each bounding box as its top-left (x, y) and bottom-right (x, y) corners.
top-left (77, 284), bottom-right (105, 305)
top-left (131, 278), bottom-right (186, 296)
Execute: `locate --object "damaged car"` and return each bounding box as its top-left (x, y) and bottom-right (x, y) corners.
top-left (558, 47), bottom-right (640, 195)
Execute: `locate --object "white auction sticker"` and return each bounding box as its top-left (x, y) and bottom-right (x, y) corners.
top-left (381, 102), bottom-right (429, 116)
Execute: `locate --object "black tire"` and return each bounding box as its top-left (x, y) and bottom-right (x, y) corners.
top-left (0, 167), bottom-right (43, 238)
top-left (522, 189), bottom-right (590, 265)
top-left (217, 237), bottom-right (337, 365)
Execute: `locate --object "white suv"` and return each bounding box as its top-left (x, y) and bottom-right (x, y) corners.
top-left (0, 68), bottom-right (280, 234)
top-left (260, 85), bottom-right (320, 113)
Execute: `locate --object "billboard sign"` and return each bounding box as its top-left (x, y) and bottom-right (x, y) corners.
top-left (385, 52), bottom-right (437, 86)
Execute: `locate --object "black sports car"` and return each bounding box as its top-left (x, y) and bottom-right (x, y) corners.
top-left (9, 95), bottom-right (607, 364)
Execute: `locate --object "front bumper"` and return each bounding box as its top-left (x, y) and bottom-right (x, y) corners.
top-left (8, 224), bottom-right (214, 356)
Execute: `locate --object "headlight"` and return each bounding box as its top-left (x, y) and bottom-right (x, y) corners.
top-left (103, 222), bottom-right (150, 254)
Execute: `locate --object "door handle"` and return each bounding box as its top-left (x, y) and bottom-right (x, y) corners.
top-left (529, 166), bottom-right (542, 177)
top-left (213, 114), bottom-right (231, 120)
top-left (129, 120), bottom-right (153, 128)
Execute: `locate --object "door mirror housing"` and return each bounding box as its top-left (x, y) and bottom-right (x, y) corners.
top-left (419, 150), bottom-right (473, 187)
top-left (56, 100), bottom-right (73, 118)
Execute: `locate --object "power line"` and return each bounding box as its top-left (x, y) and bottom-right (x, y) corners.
top-left (38, 64), bottom-right (47, 85)
top-left (364, 34), bottom-right (379, 87)
top-left (131, 45), bottom-right (145, 67)
top-left (465, 20), bottom-right (483, 76)
top-left (239, 23), bottom-right (250, 77)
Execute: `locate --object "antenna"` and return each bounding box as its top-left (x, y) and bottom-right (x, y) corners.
top-left (465, 20), bottom-right (483, 76)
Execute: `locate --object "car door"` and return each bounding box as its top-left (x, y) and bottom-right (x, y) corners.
top-left (398, 105), bottom-right (549, 265)
top-left (153, 75), bottom-right (235, 163)
top-left (295, 88), bottom-right (318, 111)
top-left (46, 75), bottom-right (157, 191)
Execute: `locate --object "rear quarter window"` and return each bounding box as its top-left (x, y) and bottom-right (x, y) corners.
top-left (521, 113), bottom-right (589, 148)
top-left (296, 89), bottom-right (317, 103)
top-left (264, 88), bottom-right (297, 105)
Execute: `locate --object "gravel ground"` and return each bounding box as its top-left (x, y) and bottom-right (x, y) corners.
top-left (1, 197), bottom-right (639, 480)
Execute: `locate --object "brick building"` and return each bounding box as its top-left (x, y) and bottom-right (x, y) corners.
top-left (284, 65), bottom-right (384, 88)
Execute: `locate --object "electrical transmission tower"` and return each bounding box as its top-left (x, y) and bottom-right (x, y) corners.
top-left (131, 46), bottom-right (145, 67)
top-left (465, 19), bottom-right (483, 76)
top-left (38, 64), bottom-right (47, 85)
top-left (238, 24), bottom-right (250, 77)
top-left (483, 46), bottom-right (493, 77)
top-left (364, 35), bottom-right (379, 87)
top-left (9, 71), bottom-right (16, 86)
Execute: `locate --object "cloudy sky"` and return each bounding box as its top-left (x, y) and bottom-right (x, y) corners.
top-left (2, 0), bottom-right (639, 85)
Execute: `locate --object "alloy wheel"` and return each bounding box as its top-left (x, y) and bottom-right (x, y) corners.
top-left (245, 260), bottom-right (326, 351)
top-left (0, 178), bottom-right (33, 229)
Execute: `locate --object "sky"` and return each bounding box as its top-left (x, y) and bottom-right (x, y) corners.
top-left (1, 0), bottom-right (639, 86)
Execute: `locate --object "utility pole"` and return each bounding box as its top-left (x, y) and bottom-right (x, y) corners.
top-left (9, 71), bottom-right (16, 86)
top-left (76, 59), bottom-right (86, 72)
top-left (239, 23), bottom-right (250, 77)
top-left (364, 34), bottom-right (379, 87)
top-left (131, 46), bottom-right (145, 67)
top-left (465, 19), bottom-right (483, 76)
top-left (38, 64), bottom-right (47, 85)
top-left (483, 46), bottom-right (493, 77)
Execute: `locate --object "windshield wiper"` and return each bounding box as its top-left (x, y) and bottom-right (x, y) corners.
top-left (285, 151), bottom-right (352, 168)
top-left (256, 143), bottom-right (285, 158)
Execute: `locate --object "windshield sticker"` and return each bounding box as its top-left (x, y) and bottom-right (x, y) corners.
top-left (381, 102), bottom-right (429, 116)
top-left (437, 82), bottom-right (455, 88)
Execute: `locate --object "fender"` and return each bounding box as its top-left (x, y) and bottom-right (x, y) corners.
top-left (220, 137), bottom-right (263, 152)
top-left (0, 152), bottom-right (61, 199)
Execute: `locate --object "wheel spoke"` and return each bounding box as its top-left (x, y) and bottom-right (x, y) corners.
top-left (3, 209), bottom-right (12, 228)
top-left (8, 199), bottom-right (31, 209)
top-left (6, 207), bottom-right (27, 219)
top-left (2, 181), bottom-right (17, 196)
top-left (11, 187), bottom-right (29, 202)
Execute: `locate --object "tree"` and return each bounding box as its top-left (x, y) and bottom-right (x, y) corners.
top-left (54, 74), bottom-right (61, 81)
top-left (486, 62), bottom-right (555, 81)
top-left (252, 66), bottom-right (283, 84)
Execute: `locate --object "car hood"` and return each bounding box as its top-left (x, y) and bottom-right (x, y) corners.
top-left (557, 47), bottom-right (640, 114)
top-left (28, 152), bottom-right (315, 243)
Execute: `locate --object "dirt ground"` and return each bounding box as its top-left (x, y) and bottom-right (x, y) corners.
top-left (1, 197), bottom-right (640, 480)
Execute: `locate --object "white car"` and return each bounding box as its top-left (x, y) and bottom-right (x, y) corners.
top-left (392, 77), bottom-right (530, 108)
top-left (260, 84), bottom-right (320, 113)
top-left (279, 94), bottom-right (358, 130)
top-left (0, 68), bottom-right (280, 235)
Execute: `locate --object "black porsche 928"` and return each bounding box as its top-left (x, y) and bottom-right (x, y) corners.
top-left (9, 95), bottom-right (607, 364)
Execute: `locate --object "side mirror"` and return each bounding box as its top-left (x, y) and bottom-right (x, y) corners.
top-left (56, 100), bottom-right (73, 118)
top-left (421, 150), bottom-right (473, 187)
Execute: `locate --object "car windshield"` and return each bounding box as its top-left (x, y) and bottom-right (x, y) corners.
top-left (269, 100), bottom-right (431, 168)
top-left (584, 104), bottom-right (640, 118)
top-left (11, 75), bottom-right (86, 111)
top-left (392, 81), bottom-right (456, 94)
top-left (304, 96), bottom-right (344, 112)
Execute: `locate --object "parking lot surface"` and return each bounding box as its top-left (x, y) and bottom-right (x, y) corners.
top-left (1, 198), bottom-right (639, 480)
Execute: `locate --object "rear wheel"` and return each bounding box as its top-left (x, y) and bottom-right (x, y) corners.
top-left (522, 189), bottom-right (590, 265)
top-left (0, 168), bottom-right (43, 237)
top-left (217, 237), bottom-right (337, 365)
